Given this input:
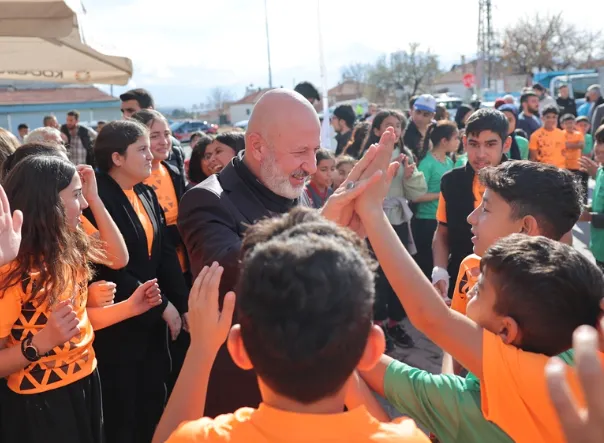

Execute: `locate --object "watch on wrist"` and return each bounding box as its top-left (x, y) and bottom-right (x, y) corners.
top-left (21, 336), bottom-right (42, 362)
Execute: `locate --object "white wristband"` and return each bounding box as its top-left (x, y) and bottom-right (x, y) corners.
top-left (431, 267), bottom-right (450, 294)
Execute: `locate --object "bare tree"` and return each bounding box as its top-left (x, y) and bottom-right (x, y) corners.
top-left (207, 87), bottom-right (234, 112)
top-left (501, 13), bottom-right (603, 74)
top-left (366, 43), bottom-right (440, 104)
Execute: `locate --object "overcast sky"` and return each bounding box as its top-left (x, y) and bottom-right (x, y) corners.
top-left (83, 0), bottom-right (600, 107)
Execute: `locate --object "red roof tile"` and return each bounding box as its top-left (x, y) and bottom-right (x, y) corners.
top-left (0, 87), bottom-right (117, 105)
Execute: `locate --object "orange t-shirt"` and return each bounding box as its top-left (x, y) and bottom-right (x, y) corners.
top-left (144, 164), bottom-right (187, 271)
top-left (529, 128), bottom-right (566, 168)
top-left (80, 215), bottom-right (99, 237)
top-left (166, 404), bottom-right (430, 442)
top-left (450, 254), bottom-right (481, 315)
top-left (436, 175), bottom-right (484, 224)
top-left (481, 330), bottom-right (603, 443)
top-left (123, 189), bottom-right (154, 256)
top-left (563, 130), bottom-right (584, 170)
top-left (0, 263), bottom-right (96, 394)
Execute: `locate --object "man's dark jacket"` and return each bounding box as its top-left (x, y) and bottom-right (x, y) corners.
top-left (60, 124), bottom-right (95, 167)
top-left (178, 154), bottom-right (298, 417)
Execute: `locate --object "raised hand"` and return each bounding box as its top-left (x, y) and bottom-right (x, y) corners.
top-left (33, 300), bottom-right (80, 354)
top-left (402, 155), bottom-right (415, 180)
top-left (546, 321), bottom-right (604, 443)
top-left (187, 262), bottom-right (235, 356)
top-left (87, 280), bottom-right (117, 307)
top-left (77, 165), bottom-right (99, 204)
top-left (163, 301), bottom-right (182, 341)
top-left (0, 184), bottom-right (23, 267)
top-left (579, 156), bottom-right (599, 178)
top-left (128, 279), bottom-right (162, 316)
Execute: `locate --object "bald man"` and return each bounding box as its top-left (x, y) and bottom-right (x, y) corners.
top-left (177, 89), bottom-right (320, 416)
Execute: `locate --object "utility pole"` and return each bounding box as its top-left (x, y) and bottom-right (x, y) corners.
top-left (477, 0), bottom-right (494, 91)
top-left (264, 0), bottom-right (273, 88)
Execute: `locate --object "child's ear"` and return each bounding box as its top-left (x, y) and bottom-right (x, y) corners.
top-left (503, 135), bottom-right (512, 154)
top-left (520, 215), bottom-right (540, 235)
top-left (356, 325), bottom-right (386, 372)
top-left (227, 325), bottom-right (254, 370)
top-left (498, 317), bottom-right (520, 345)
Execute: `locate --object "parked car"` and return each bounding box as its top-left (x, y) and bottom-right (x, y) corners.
top-left (170, 120), bottom-right (218, 142)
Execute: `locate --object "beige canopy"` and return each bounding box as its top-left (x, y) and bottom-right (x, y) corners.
top-left (0, 0), bottom-right (133, 85)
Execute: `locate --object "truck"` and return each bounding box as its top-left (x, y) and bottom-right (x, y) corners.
top-left (534, 68), bottom-right (604, 105)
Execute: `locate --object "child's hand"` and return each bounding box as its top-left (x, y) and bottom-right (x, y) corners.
top-left (87, 280), bottom-right (116, 307)
top-left (354, 158), bottom-right (401, 219)
top-left (0, 184), bottom-right (22, 268)
top-left (163, 302), bottom-right (182, 341)
top-left (579, 210), bottom-right (593, 223)
top-left (546, 321), bottom-right (604, 443)
top-left (33, 300), bottom-right (80, 354)
top-left (188, 262), bottom-right (235, 357)
top-left (580, 156), bottom-right (599, 178)
top-left (128, 279), bottom-right (162, 316)
top-left (401, 155), bottom-right (415, 180)
top-left (77, 165), bottom-right (100, 205)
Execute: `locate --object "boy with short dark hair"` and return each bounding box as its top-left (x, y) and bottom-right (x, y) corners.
top-left (305, 149), bottom-right (336, 208)
top-left (576, 115), bottom-right (593, 157)
top-left (560, 114), bottom-right (587, 202)
top-left (529, 106), bottom-right (566, 168)
top-left (154, 208), bottom-right (430, 443)
top-left (353, 170), bottom-right (603, 443)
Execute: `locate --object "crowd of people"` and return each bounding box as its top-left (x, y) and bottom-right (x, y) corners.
top-left (0, 81), bottom-right (602, 443)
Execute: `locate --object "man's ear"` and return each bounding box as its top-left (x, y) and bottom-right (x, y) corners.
top-left (498, 316), bottom-right (520, 346)
top-left (503, 135), bottom-right (512, 154)
top-left (227, 325), bottom-right (254, 370)
top-left (356, 325), bottom-right (386, 372)
top-left (246, 132), bottom-right (265, 162)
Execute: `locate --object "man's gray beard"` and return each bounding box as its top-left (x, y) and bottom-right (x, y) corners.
top-left (259, 149), bottom-right (305, 200)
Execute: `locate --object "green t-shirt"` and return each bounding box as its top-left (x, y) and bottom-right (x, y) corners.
top-left (384, 350), bottom-right (574, 443)
top-left (591, 167), bottom-right (604, 262)
top-left (416, 153), bottom-right (454, 220)
top-left (515, 136), bottom-right (529, 160)
top-left (583, 133), bottom-right (594, 155)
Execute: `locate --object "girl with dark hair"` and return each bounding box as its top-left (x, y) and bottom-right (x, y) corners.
top-left (304, 149), bottom-right (335, 208)
top-left (205, 131), bottom-right (244, 173)
top-left (342, 121), bottom-right (370, 159)
top-left (454, 105), bottom-right (473, 130)
top-left (412, 120), bottom-right (458, 279)
top-left (0, 156), bottom-right (160, 443)
top-left (187, 134), bottom-right (213, 187)
top-left (361, 110), bottom-right (426, 351)
top-left (89, 120), bottom-right (189, 443)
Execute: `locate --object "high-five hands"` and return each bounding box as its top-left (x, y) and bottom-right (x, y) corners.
top-left (0, 184), bottom-right (23, 267)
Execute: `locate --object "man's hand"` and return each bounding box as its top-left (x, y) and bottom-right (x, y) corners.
top-left (0, 184), bottom-right (23, 267)
top-left (187, 262), bottom-right (235, 356)
top-left (546, 320), bottom-right (604, 443)
top-left (163, 302), bottom-right (182, 341)
top-left (87, 281), bottom-right (116, 307)
top-left (77, 165), bottom-right (100, 205)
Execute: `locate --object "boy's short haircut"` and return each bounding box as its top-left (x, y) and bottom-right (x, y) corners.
top-left (238, 208), bottom-right (376, 404)
top-left (316, 148), bottom-right (335, 164)
top-left (575, 116), bottom-right (590, 124)
top-left (336, 155), bottom-right (356, 169)
top-left (465, 108), bottom-right (509, 144)
top-left (560, 113), bottom-right (575, 123)
top-left (595, 124), bottom-right (604, 144)
top-left (293, 82), bottom-right (320, 102)
top-left (520, 91), bottom-right (538, 105)
top-left (479, 161), bottom-right (582, 240)
top-left (541, 105), bottom-right (560, 117)
top-left (481, 234), bottom-right (604, 356)
top-left (119, 88), bottom-right (155, 109)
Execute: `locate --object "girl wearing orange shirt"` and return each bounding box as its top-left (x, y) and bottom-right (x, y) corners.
top-left (0, 156), bottom-right (160, 443)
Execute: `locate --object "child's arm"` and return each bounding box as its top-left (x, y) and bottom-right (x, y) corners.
top-left (78, 166), bottom-right (129, 269)
top-left (153, 263), bottom-right (235, 443)
top-left (344, 370), bottom-right (390, 422)
top-left (86, 279), bottom-right (161, 330)
top-left (356, 178), bottom-right (484, 379)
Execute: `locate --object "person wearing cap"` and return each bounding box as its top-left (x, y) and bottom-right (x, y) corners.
top-left (532, 83), bottom-right (558, 116)
top-left (556, 84), bottom-right (577, 118)
top-left (499, 104), bottom-right (528, 160)
top-left (331, 104), bottom-right (356, 156)
top-left (404, 94), bottom-right (436, 162)
top-left (588, 85), bottom-right (604, 135)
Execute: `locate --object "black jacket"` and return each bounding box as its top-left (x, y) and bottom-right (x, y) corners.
top-left (178, 157), bottom-right (296, 417)
top-left (60, 124), bottom-right (96, 167)
top-left (556, 96), bottom-right (577, 117)
top-left (85, 173), bottom-right (189, 363)
top-left (159, 160), bottom-right (188, 274)
top-left (166, 139), bottom-right (186, 180)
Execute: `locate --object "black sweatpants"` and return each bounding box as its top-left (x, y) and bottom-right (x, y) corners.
top-left (1, 369), bottom-right (104, 443)
top-left (98, 345), bottom-right (170, 443)
top-left (411, 217), bottom-right (438, 279)
top-left (372, 222), bottom-right (410, 322)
